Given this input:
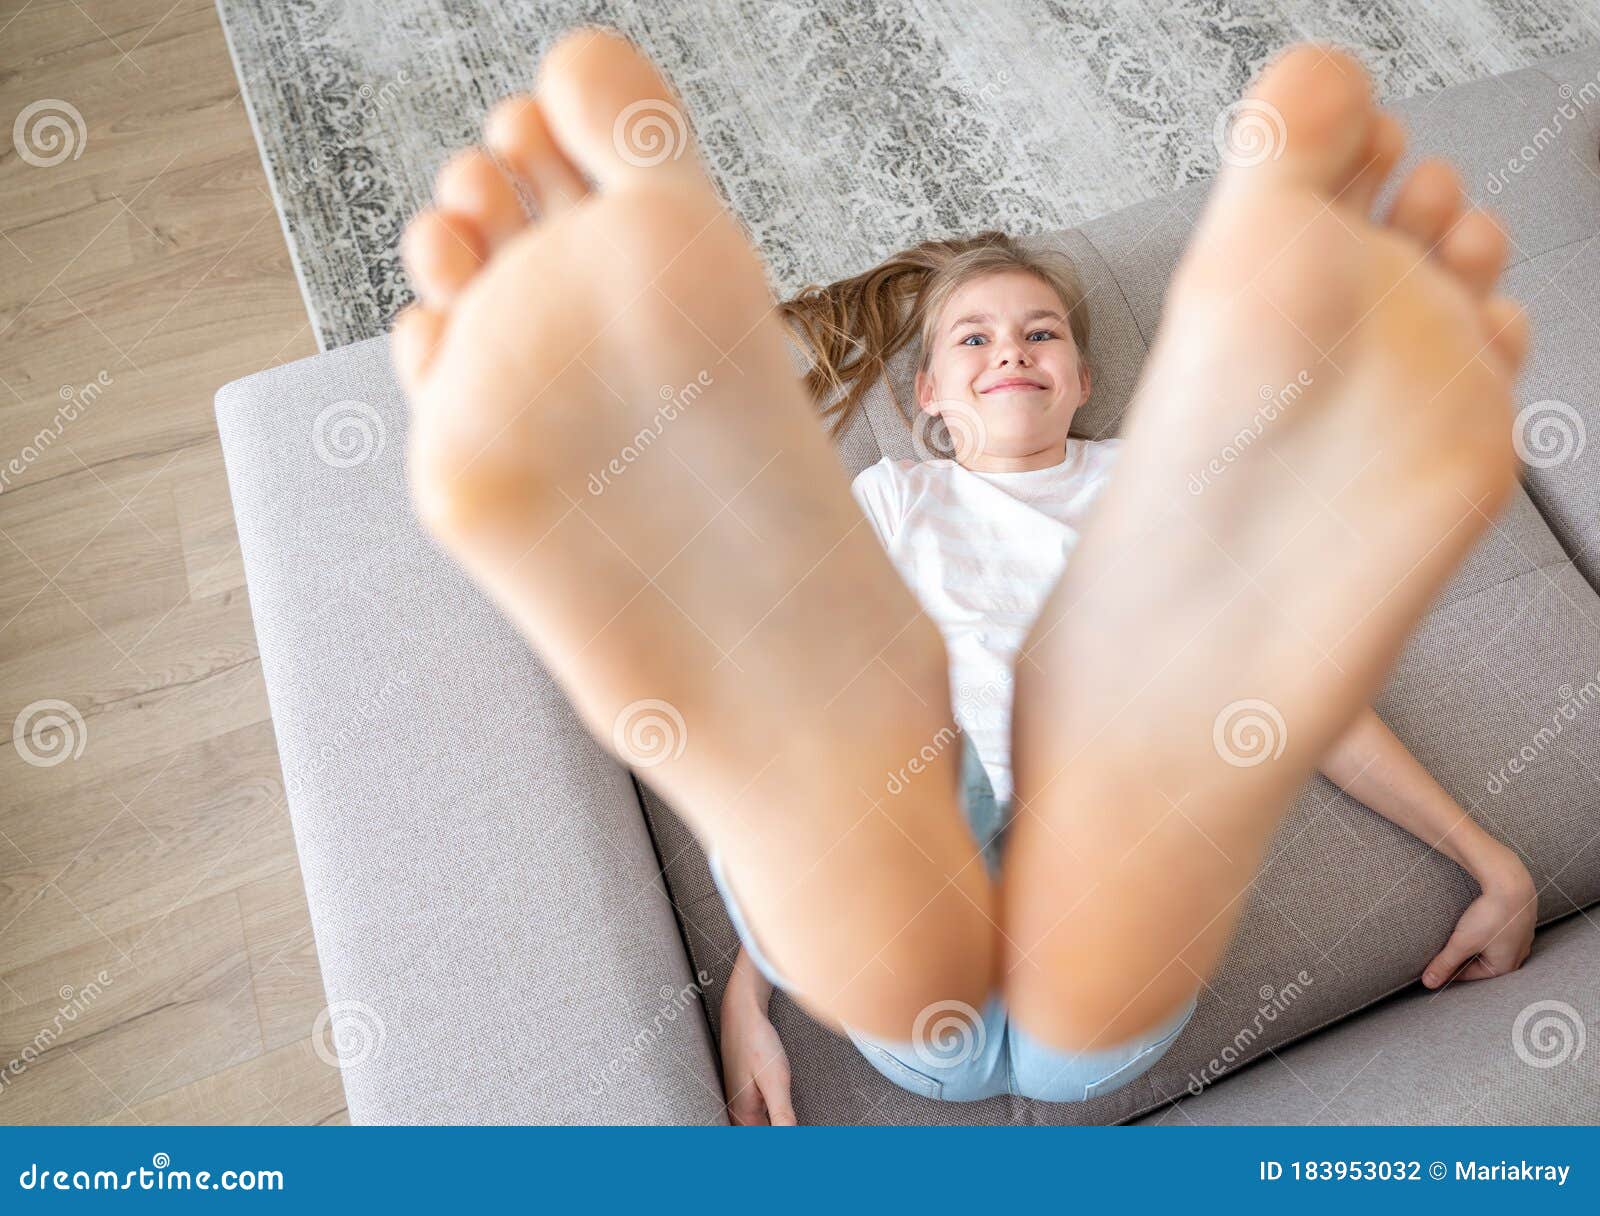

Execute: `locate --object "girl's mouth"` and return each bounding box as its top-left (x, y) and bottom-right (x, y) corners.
top-left (981, 378), bottom-right (1048, 394)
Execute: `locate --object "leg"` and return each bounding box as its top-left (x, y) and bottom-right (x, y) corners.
top-left (1003, 46), bottom-right (1526, 1050)
top-left (391, 29), bottom-right (997, 1040)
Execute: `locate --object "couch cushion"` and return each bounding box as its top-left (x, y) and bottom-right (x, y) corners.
top-left (642, 56), bottom-right (1600, 1124)
top-left (1414, 43), bottom-right (1600, 602)
top-left (1498, 235), bottom-right (1600, 597)
top-left (215, 51), bottom-right (1600, 1127)
top-left (1132, 910), bottom-right (1600, 1124)
top-left (215, 337), bottom-right (726, 1124)
top-left (652, 507), bottom-right (1600, 1124)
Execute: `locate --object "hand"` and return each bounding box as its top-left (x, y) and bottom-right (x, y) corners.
top-left (719, 952), bottom-right (796, 1125)
top-left (1422, 852), bottom-right (1537, 988)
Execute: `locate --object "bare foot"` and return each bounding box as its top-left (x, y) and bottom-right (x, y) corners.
top-left (390, 29), bottom-right (996, 1039)
top-left (1005, 45), bottom-right (1528, 1049)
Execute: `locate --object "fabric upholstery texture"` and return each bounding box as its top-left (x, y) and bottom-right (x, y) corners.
top-left (214, 50), bottom-right (1600, 1124)
top-left (216, 340), bottom-right (725, 1125)
top-left (1133, 910), bottom-right (1599, 1125)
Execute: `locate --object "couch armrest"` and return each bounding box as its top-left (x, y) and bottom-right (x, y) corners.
top-left (215, 336), bottom-right (724, 1124)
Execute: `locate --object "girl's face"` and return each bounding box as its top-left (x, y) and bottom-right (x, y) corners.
top-left (916, 269), bottom-right (1090, 470)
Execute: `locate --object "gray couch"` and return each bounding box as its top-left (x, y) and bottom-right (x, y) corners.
top-left (215, 47), bottom-right (1600, 1125)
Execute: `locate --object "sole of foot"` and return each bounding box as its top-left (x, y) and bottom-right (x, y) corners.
top-left (1006, 44), bottom-right (1529, 1049)
top-left (392, 28), bottom-right (997, 1039)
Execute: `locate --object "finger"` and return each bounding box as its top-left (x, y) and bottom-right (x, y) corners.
top-left (727, 1096), bottom-right (766, 1127)
top-left (760, 1072), bottom-right (797, 1126)
top-left (727, 1074), bottom-right (771, 1126)
top-left (1453, 957), bottom-right (1498, 982)
top-left (1422, 931), bottom-right (1479, 987)
top-left (724, 1071), bottom-right (764, 1118)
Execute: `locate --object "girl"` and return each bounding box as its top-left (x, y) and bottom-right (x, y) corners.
top-left (390, 29), bottom-right (1533, 1127)
top-left (715, 233), bottom-right (1538, 1123)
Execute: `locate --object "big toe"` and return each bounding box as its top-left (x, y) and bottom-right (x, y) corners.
top-left (1220, 44), bottom-right (1376, 196)
top-left (537, 27), bottom-right (700, 188)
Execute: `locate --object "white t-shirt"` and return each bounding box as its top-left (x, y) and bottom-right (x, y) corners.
top-left (850, 437), bottom-right (1123, 806)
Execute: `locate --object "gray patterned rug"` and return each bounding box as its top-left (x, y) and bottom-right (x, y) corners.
top-left (218, 0), bottom-right (1600, 351)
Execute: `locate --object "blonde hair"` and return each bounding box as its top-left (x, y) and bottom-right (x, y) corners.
top-left (779, 231), bottom-right (1093, 439)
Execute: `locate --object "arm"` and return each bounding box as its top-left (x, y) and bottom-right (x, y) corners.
top-left (1317, 707), bottom-right (1537, 986)
top-left (719, 946), bottom-right (797, 1125)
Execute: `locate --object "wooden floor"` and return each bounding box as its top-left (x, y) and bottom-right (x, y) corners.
top-left (0, 0), bottom-right (342, 1123)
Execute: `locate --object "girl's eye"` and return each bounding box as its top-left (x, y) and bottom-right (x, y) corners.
top-left (958, 329), bottom-right (1057, 345)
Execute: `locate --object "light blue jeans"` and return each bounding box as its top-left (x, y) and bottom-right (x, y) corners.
top-left (708, 733), bottom-right (1197, 1103)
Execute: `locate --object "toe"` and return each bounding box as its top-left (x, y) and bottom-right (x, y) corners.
top-left (1385, 159), bottom-right (1462, 252)
top-left (486, 94), bottom-right (591, 215)
top-left (400, 209), bottom-right (487, 304)
top-left (392, 303), bottom-right (448, 391)
top-left (1222, 44), bottom-right (1375, 194)
top-left (1483, 296), bottom-right (1531, 372)
top-left (537, 27), bottom-right (699, 188)
top-left (1438, 209), bottom-right (1509, 297)
top-left (1336, 111), bottom-right (1405, 215)
top-left (436, 149), bottom-right (527, 246)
